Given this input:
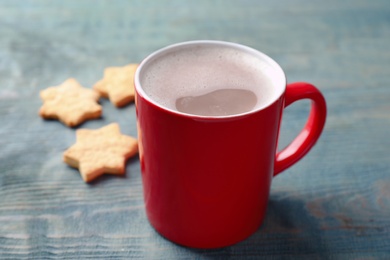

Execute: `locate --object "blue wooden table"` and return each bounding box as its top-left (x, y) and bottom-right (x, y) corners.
top-left (1, 0), bottom-right (389, 258)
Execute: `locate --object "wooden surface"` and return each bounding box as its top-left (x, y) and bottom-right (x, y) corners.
top-left (1, 0), bottom-right (390, 259)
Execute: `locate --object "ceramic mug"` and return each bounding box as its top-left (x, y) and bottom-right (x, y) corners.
top-left (134, 40), bottom-right (326, 248)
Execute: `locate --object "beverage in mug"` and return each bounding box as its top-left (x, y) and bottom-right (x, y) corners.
top-left (134, 41), bottom-right (326, 248)
top-left (139, 44), bottom-right (278, 116)
top-left (176, 88), bottom-right (257, 116)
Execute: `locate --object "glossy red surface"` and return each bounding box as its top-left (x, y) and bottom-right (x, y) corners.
top-left (135, 80), bottom-right (326, 248)
top-left (274, 82), bottom-right (327, 175)
top-left (136, 89), bottom-right (283, 248)
top-left (135, 42), bottom-right (326, 248)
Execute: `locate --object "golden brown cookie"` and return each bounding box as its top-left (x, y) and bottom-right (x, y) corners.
top-left (63, 123), bottom-right (138, 182)
top-left (39, 78), bottom-right (102, 127)
top-left (93, 64), bottom-right (138, 107)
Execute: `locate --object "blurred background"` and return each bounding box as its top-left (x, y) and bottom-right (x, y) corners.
top-left (1, 0), bottom-right (389, 259)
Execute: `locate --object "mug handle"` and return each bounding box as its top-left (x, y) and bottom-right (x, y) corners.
top-left (274, 82), bottom-right (327, 176)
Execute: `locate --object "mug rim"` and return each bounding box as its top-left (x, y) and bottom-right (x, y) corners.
top-left (135, 40), bottom-right (287, 119)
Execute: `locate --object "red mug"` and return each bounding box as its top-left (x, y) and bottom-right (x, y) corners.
top-left (134, 41), bottom-right (326, 248)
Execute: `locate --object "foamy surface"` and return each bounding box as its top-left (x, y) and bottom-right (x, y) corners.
top-left (139, 44), bottom-right (278, 112)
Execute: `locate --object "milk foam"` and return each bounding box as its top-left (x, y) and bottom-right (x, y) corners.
top-left (139, 44), bottom-right (277, 112)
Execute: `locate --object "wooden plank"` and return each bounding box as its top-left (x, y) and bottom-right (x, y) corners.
top-left (1, 0), bottom-right (390, 258)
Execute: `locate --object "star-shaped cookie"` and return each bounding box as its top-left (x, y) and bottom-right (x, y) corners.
top-left (93, 64), bottom-right (138, 107)
top-left (63, 123), bottom-right (138, 182)
top-left (39, 78), bottom-right (102, 127)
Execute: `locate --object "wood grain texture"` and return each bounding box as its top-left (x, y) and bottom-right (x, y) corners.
top-left (1, 0), bottom-right (390, 258)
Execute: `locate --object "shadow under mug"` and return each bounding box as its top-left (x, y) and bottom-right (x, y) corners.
top-left (134, 40), bottom-right (326, 249)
